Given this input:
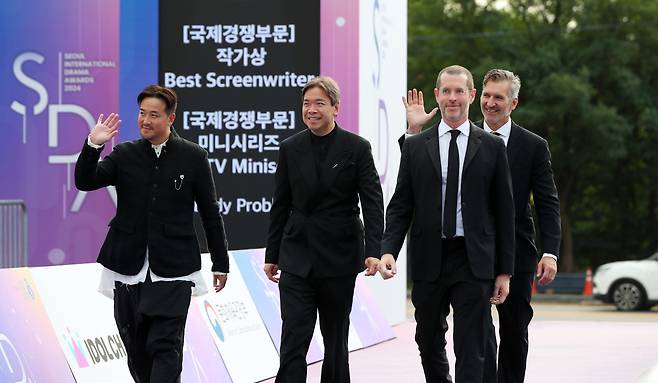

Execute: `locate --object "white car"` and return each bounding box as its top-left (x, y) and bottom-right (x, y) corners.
top-left (593, 253), bottom-right (658, 311)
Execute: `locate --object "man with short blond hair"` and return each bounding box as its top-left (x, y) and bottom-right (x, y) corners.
top-left (380, 65), bottom-right (515, 382)
top-left (398, 68), bottom-right (561, 382)
top-left (436, 64), bottom-right (475, 90)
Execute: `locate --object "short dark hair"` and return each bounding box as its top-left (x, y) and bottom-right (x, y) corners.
top-left (137, 85), bottom-right (178, 115)
top-left (302, 76), bottom-right (340, 106)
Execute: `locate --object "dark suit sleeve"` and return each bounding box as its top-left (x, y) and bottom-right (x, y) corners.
top-left (194, 149), bottom-right (229, 273)
top-left (531, 138), bottom-right (561, 257)
top-left (381, 138), bottom-right (415, 258)
top-left (74, 139), bottom-right (117, 191)
top-left (265, 143), bottom-right (292, 265)
top-left (492, 140), bottom-right (516, 275)
top-left (357, 142), bottom-right (384, 259)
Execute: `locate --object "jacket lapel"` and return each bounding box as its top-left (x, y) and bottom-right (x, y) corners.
top-left (293, 130), bottom-right (319, 192)
top-left (506, 121), bottom-right (522, 167)
top-left (425, 124), bottom-right (443, 181)
top-left (320, 126), bottom-right (353, 189)
top-left (463, 122), bottom-right (482, 172)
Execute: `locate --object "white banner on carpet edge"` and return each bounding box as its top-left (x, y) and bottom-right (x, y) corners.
top-left (358, 0), bottom-right (409, 326)
top-left (195, 252), bottom-right (280, 383)
top-left (29, 263), bottom-right (134, 382)
top-left (0, 267), bottom-right (76, 382)
top-left (230, 248), bottom-right (373, 361)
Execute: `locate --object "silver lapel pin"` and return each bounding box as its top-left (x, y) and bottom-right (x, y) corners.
top-left (174, 174), bottom-right (184, 190)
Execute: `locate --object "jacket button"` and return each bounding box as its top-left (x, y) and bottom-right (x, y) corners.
top-left (152, 197), bottom-right (156, 201)
top-left (153, 183), bottom-right (158, 188)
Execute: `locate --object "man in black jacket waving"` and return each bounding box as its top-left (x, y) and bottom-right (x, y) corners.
top-left (381, 65), bottom-right (516, 382)
top-left (400, 69), bottom-right (561, 382)
top-left (75, 85), bottom-right (229, 383)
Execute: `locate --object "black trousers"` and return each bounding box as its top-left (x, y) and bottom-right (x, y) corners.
top-left (484, 272), bottom-right (534, 383)
top-left (412, 238), bottom-right (493, 383)
top-left (275, 271), bottom-right (357, 383)
top-left (114, 276), bottom-right (193, 383)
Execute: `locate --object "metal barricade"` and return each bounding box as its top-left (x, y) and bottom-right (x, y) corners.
top-left (0, 200), bottom-right (28, 268)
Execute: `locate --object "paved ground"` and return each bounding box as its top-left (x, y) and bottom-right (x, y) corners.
top-left (263, 300), bottom-right (658, 383)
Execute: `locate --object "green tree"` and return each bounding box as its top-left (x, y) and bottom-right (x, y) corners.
top-left (407, 0), bottom-right (658, 271)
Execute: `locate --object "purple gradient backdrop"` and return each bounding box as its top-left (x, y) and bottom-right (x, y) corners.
top-left (321, 0), bottom-right (359, 134)
top-left (0, 0), bottom-right (358, 267)
top-left (0, 0), bottom-right (119, 266)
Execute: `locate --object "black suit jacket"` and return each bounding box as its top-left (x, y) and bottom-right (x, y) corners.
top-left (475, 121), bottom-right (561, 272)
top-left (383, 122), bottom-right (515, 281)
top-left (75, 131), bottom-right (229, 277)
top-left (265, 126), bottom-right (384, 278)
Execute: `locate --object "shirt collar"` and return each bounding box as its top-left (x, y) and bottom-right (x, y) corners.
top-left (151, 138), bottom-right (168, 150)
top-left (438, 119), bottom-right (471, 138)
top-left (483, 118), bottom-right (512, 138)
top-left (152, 138), bottom-right (168, 157)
